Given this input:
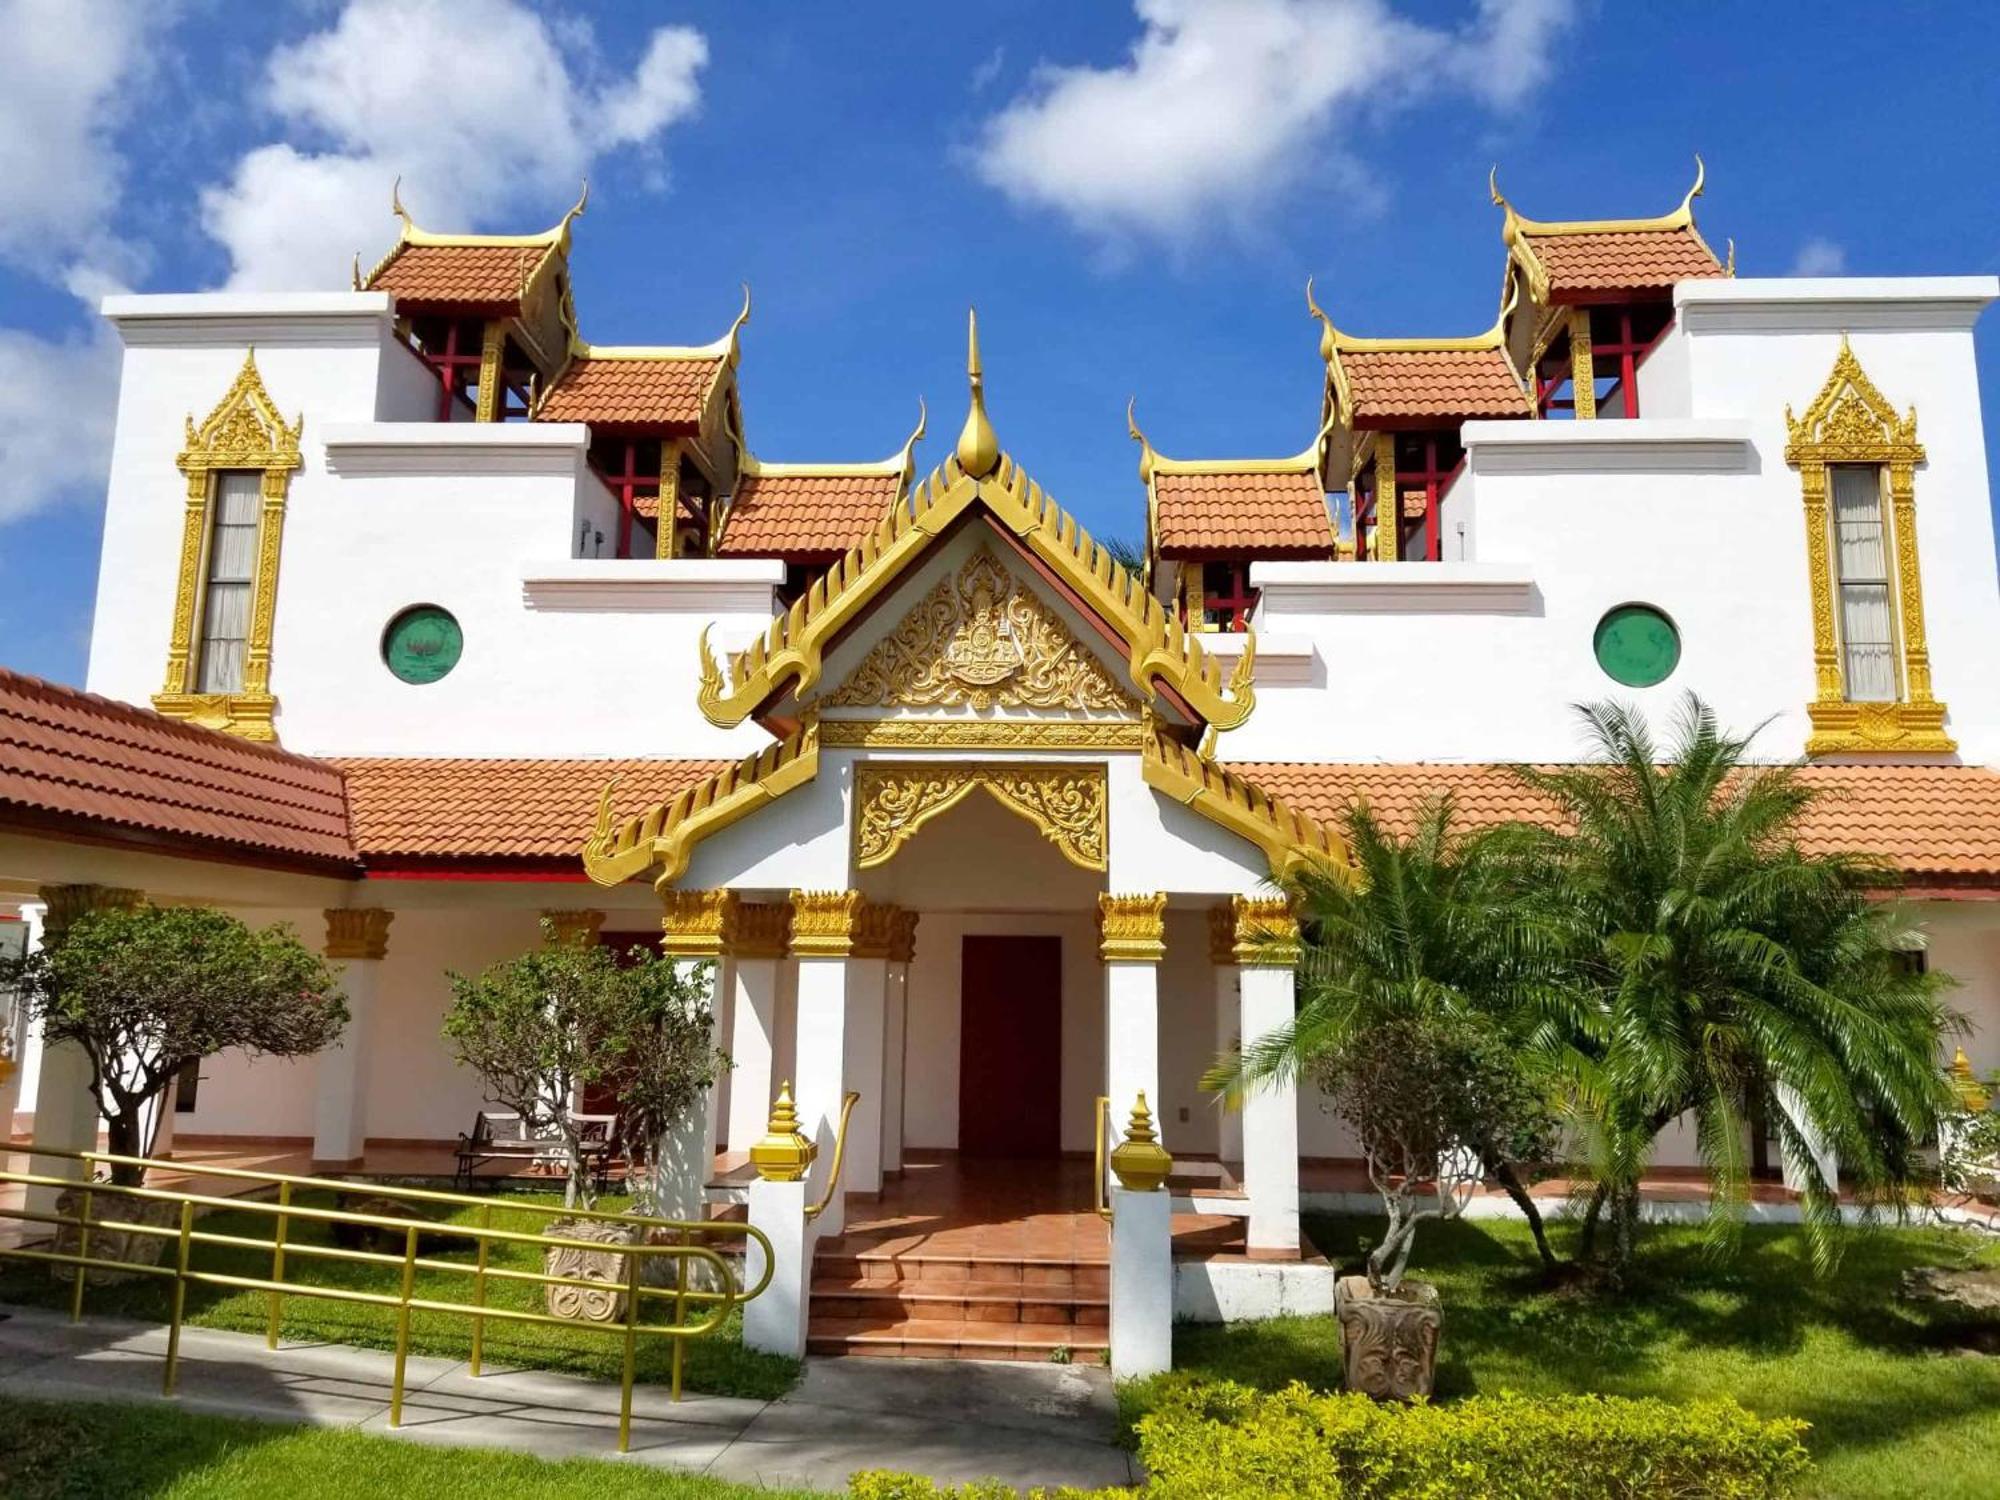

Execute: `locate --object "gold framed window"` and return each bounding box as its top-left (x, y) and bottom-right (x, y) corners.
top-left (1784, 338), bottom-right (1952, 755)
top-left (154, 350), bottom-right (303, 741)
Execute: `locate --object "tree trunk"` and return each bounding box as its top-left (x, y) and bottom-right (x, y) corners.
top-left (1578, 1182), bottom-right (1609, 1262)
top-left (105, 1109), bottom-right (145, 1187)
top-left (1489, 1157), bottom-right (1558, 1269)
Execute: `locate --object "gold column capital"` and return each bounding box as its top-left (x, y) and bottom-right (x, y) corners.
top-left (325, 908), bottom-right (393, 961)
top-left (849, 901), bottom-right (902, 961)
top-left (788, 890), bottom-right (865, 958)
top-left (1228, 895), bottom-right (1301, 967)
top-left (540, 909), bottom-right (605, 949)
top-left (723, 900), bottom-right (789, 960)
top-left (1098, 892), bottom-right (1167, 963)
top-left (38, 884), bottom-right (144, 945)
top-left (887, 908), bottom-right (921, 966)
top-left (660, 889), bottom-right (737, 958)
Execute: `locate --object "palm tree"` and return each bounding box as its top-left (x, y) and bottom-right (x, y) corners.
top-left (1517, 694), bottom-right (1961, 1280)
top-left (1209, 797), bottom-right (1569, 1269)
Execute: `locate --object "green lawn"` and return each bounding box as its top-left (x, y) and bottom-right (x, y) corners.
top-left (0, 1186), bottom-right (798, 1402)
top-left (1134, 1213), bottom-right (2000, 1500)
top-left (0, 1394), bottom-right (830, 1499)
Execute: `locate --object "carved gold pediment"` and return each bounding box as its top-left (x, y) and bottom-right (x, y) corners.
top-left (853, 762), bottom-right (1107, 871)
top-left (823, 548), bottom-right (1141, 716)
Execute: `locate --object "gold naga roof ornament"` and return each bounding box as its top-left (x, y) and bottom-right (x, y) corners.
top-left (692, 311), bottom-right (1260, 737)
top-left (1139, 720), bottom-right (1351, 884)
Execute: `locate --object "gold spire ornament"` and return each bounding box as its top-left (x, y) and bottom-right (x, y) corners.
top-left (749, 1082), bottom-right (818, 1182)
top-left (956, 308), bottom-right (1000, 479)
top-left (1109, 1091), bottom-right (1174, 1192)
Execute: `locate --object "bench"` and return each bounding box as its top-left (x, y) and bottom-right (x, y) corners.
top-left (453, 1110), bottom-right (616, 1194)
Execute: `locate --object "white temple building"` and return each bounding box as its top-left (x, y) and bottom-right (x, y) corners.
top-left (5, 165), bottom-right (2000, 1362)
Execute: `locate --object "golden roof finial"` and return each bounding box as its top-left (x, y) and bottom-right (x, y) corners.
top-left (391, 175), bottom-right (413, 229)
top-left (1305, 275), bottom-right (1337, 363)
top-left (896, 396), bottom-right (928, 474)
top-left (1681, 153), bottom-right (1706, 216)
top-left (563, 178), bottom-right (590, 228)
top-left (956, 307), bottom-right (999, 479)
top-left (1126, 397), bottom-right (1157, 483)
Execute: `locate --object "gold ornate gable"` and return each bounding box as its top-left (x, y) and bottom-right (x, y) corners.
top-left (853, 762), bottom-right (1107, 871)
top-left (824, 547), bottom-right (1141, 719)
top-left (154, 350), bottom-right (305, 741)
top-left (1784, 337), bottom-right (1951, 756)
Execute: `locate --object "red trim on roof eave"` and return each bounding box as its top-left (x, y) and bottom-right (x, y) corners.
top-left (359, 860), bottom-right (592, 882)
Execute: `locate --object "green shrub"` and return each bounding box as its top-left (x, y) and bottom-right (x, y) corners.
top-left (1132, 1378), bottom-right (1811, 1499)
top-left (847, 1476), bottom-right (1129, 1500)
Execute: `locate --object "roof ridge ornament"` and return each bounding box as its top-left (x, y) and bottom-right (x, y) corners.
top-left (1126, 398), bottom-right (1157, 483)
top-left (955, 308), bottom-right (1000, 479)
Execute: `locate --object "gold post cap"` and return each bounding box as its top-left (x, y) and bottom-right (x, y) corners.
top-left (1109, 1090), bottom-right (1174, 1192)
top-left (749, 1081), bottom-right (819, 1183)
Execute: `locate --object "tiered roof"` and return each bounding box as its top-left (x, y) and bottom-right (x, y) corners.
top-left (1129, 404), bottom-right (1335, 560)
top-left (714, 405), bottom-right (927, 563)
top-left (1493, 158), bottom-right (1728, 305)
top-left (534, 287), bottom-right (751, 436)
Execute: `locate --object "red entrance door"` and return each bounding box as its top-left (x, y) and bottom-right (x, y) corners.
top-left (958, 935), bottom-right (1063, 1158)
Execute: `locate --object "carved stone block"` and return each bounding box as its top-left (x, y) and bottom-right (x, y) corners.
top-left (1335, 1274), bottom-right (1441, 1401)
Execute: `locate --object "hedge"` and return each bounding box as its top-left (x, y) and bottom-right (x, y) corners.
top-left (850, 1377), bottom-right (1811, 1500)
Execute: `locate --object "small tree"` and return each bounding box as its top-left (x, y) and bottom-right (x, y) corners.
top-left (443, 926), bottom-right (724, 1211)
top-left (615, 960), bottom-right (725, 1221)
top-left (0, 905), bottom-right (347, 1186)
top-left (1314, 1015), bottom-right (1554, 1294)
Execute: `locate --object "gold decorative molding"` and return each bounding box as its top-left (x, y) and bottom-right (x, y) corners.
top-left (38, 884), bottom-right (143, 946)
top-left (155, 350), bottom-right (303, 741)
top-left (849, 901), bottom-right (902, 961)
top-left (1141, 727), bottom-right (1352, 882)
top-left (819, 717), bottom-right (1146, 751)
top-left (723, 901), bottom-right (789, 960)
top-left (826, 548), bottom-right (1140, 716)
top-left (325, 908), bottom-right (393, 961)
top-left (887, 908), bottom-right (920, 966)
top-left (854, 763), bottom-right (1108, 872)
top-left (540, 909), bottom-right (605, 948)
top-left (474, 320), bottom-right (506, 423)
top-left (694, 328), bottom-right (1257, 736)
top-left (583, 719), bottom-right (820, 888)
top-left (788, 890), bottom-right (865, 958)
top-left (655, 438), bottom-right (683, 558)
top-left (1784, 338), bottom-right (1953, 756)
top-left (1565, 307), bottom-right (1597, 421)
top-left (1372, 433), bottom-right (1396, 561)
top-left (660, 889), bottom-right (737, 958)
top-left (1228, 895), bottom-right (1301, 967)
top-left (1098, 892), bottom-right (1168, 963)
top-left (1206, 904), bottom-right (1236, 966)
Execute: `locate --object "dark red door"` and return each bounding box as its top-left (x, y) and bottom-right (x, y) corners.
top-left (958, 935), bottom-right (1062, 1158)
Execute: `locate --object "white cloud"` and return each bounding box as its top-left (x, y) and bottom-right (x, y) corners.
top-left (0, 0), bottom-right (170, 289)
top-left (202, 0), bottom-right (709, 290)
top-left (1789, 237), bottom-right (1847, 277)
top-left (0, 323), bottom-right (120, 525)
top-left (970, 0), bottom-right (1575, 245)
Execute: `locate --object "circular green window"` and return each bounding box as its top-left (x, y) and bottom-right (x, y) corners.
top-left (1593, 605), bottom-right (1680, 688)
top-left (382, 605), bottom-right (463, 685)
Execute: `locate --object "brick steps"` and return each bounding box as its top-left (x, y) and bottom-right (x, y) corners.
top-left (808, 1234), bottom-right (1111, 1362)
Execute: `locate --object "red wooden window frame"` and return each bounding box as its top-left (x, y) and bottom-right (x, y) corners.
top-left (1201, 560), bottom-right (1258, 632)
top-left (591, 438), bottom-right (662, 559)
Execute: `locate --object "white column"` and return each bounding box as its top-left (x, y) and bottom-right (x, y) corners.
top-left (725, 950), bottom-right (782, 1154)
top-left (1229, 897), bottom-right (1303, 1253)
top-left (27, 887), bottom-right (139, 1217)
top-left (5, 904), bottom-right (46, 1128)
top-left (313, 908), bottom-right (392, 1168)
top-left (844, 953), bottom-right (888, 1197)
top-left (1110, 1185), bottom-right (1173, 1378)
top-left (1209, 908), bottom-right (1243, 1169)
top-left (1101, 894), bottom-right (1167, 1151)
top-left (789, 891), bottom-right (860, 1237)
top-left (1774, 1082), bottom-right (1839, 1195)
top-left (745, 1176), bottom-right (812, 1357)
top-left (882, 939), bottom-right (913, 1175)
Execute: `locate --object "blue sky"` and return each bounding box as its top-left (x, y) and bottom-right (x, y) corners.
top-left (3, 0), bottom-right (1997, 687)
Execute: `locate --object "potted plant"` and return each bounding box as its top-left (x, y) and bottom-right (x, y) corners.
top-left (1313, 1015), bottom-right (1550, 1400)
top-left (0, 904), bottom-right (347, 1281)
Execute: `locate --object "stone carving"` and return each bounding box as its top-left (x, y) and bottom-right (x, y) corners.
top-left (543, 1217), bottom-right (641, 1323)
top-left (51, 1188), bottom-right (179, 1286)
top-left (824, 549), bottom-right (1138, 714)
top-left (1335, 1275), bottom-right (1442, 1401)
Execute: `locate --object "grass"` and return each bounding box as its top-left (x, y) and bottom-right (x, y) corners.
top-left (1125, 1212), bottom-right (2000, 1500)
top-left (0, 1185), bottom-right (799, 1402)
top-left (0, 1394), bottom-right (831, 1499)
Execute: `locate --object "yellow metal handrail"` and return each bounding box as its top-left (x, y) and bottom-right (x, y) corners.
top-left (0, 1143), bottom-right (774, 1452)
top-left (804, 1090), bottom-right (861, 1222)
top-left (1093, 1094), bottom-right (1114, 1221)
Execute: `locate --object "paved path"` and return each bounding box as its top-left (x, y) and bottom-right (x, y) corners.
top-left (0, 1302), bottom-right (1135, 1492)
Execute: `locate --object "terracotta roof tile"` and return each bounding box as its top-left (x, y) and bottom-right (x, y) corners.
top-left (334, 758), bottom-right (724, 861)
top-left (1339, 348), bottom-right (1531, 424)
top-left (0, 668), bottom-right (354, 867)
top-left (1153, 469), bottom-right (1334, 558)
top-left (715, 470), bottom-right (906, 560)
top-left (1522, 225), bottom-right (1724, 297)
top-left (1233, 762), bottom-right (2000, 883)
top-left (366, 242), bottom-right (551, 310)
top-left (536, 354), bottom-right (723, 430)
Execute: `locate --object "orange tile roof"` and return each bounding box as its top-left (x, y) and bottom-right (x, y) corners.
top-left (716, 470), bottom-right (907, 560)
top-left (334, 758), bottom-right (724, 861)
top-left (1233, 762), bottom-right (2000, 885)
top-left (365, 242), bottom-right (552, 310)
top-left (1520, 225), bottom-right (1724, 298)
top-left (536, 354), bottom-right (723, 430)
top-left (1152, 469), bottom-right (1334, 558)
top-left (1339, 347), bottom-right (1531, 425)
top-left (0, 668), bottom-right (354, 869)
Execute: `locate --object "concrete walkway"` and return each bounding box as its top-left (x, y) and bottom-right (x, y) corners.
top-left (0, 1302), bottom-right (1136, 1492)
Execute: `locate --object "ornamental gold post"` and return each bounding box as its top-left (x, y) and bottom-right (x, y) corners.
top-left (1109, 1092), bottom-right (1173, 1192)
top-left (1371, 432), bottom-right (1397, 561)
top-left (474, 320), bottom-right (506, 422)
top-left (656, 440), bottom-right (683, 558)
top-left (1566, 307), bottom-right (1597, 420)
top-left (749, 1082), bottom-right (817, 1182)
